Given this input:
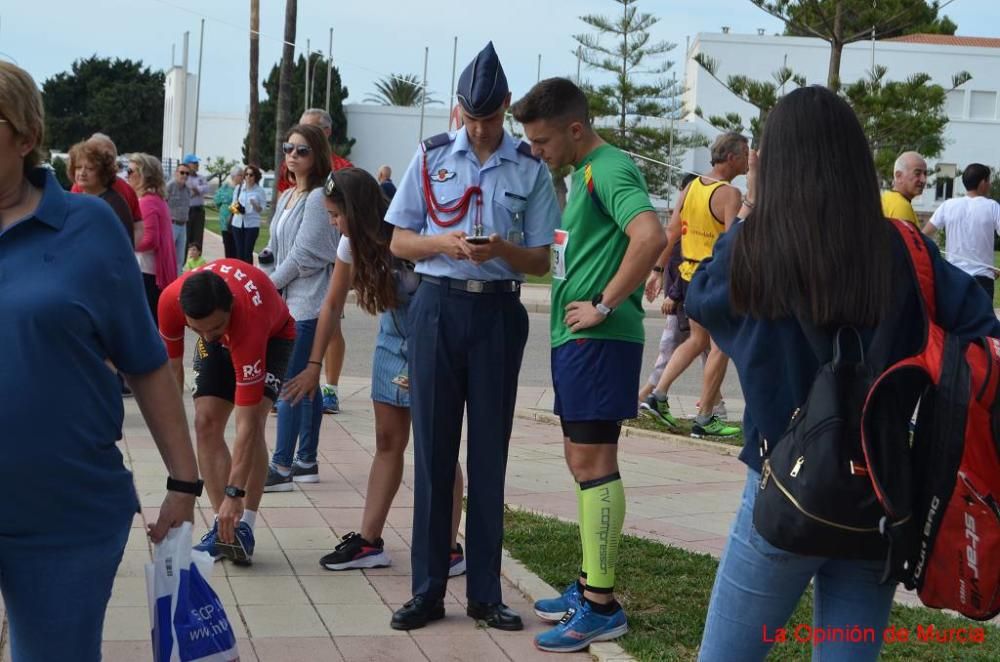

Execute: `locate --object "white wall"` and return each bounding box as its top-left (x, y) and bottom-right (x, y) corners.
top-left (194, 112), bottom-right (249, 164)
top-left (161, 67), bottom-right (198, 162)
top-left (344, 104), bottom-right (452, 179)
top-left (685, 32), bottom-right (1000, 210)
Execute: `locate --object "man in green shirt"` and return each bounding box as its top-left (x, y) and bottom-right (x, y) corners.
top-left (511, 78), bottom-right (666, 653)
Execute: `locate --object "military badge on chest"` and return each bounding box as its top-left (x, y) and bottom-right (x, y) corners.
top-left (431, 169), bottom-right (457, 183)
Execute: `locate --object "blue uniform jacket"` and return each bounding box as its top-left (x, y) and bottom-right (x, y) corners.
top-left (687, 221), bottom-right (1000, 472)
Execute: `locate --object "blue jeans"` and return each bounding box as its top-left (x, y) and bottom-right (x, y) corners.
top-left (172, 222), bottom-right (186, 275)
top-left (0, 522), bottom-right (130, 661)
top-left (273, 318), bottom-right (323, 466)
top-left (698, 468), bottom-right (896, 662)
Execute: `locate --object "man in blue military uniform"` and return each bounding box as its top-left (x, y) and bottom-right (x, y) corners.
top-left (386, 41), bottom-right (560, 631)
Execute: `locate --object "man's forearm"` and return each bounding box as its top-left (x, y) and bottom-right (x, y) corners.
top-left (496, 242), bottom-right (550, 277)
top-left (390, 228), bottom-right (443, 262)
top-left (228, 410), bottom-right (262, 489)
top-left (602, 220), bottom-right (667, 309)
top-left (169, 357), bottom-right (185, 392)
top-left (128, 364), bottom-right (199, 482)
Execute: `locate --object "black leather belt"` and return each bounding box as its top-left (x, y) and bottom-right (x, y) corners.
top-left (419, 275), bottom-right (520, 294)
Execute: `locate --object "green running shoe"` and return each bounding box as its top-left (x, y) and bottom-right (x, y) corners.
top-left (691, 415), bottom-right (741, 439)
top-left (638, 394), bottom-right (680, 429)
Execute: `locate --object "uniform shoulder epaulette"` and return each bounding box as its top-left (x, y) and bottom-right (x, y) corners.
top-left (516, 140), bottom-right (539, 161)
top-left (421, 132), bottom-right (454, 153)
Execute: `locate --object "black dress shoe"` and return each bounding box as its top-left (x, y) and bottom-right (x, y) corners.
top-left (466, 601), bottom-right (524, 631)
top-left (390, 595), bottom-right (445, 631)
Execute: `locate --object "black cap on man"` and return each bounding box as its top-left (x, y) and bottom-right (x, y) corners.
top-left (456, 41), bottom-right (509, 118)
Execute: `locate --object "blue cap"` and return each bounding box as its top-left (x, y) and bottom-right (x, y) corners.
top-left (182, 153), bottom-right (199, 164)
top-left (456, 42), bottom-right (509, 118)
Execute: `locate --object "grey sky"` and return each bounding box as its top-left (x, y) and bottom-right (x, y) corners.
top-left (2, 0), bottom-right (996, 115)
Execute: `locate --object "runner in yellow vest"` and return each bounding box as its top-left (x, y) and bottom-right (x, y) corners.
top-left (881, 151), bottom-right (927, 228)
top-left (640, 132), bottom-right (749, 438)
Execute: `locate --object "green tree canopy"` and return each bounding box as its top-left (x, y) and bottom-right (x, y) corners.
top-left (42, 55), bottom-right (165, 154)
top-left (244, 54), bottom-right (353, 170)
top-left (752, 0), bottom-right (957, 87)
top-left (365, 73), bottom-right (439, 107)
top-left (575, 0), bottom-right (701, 196)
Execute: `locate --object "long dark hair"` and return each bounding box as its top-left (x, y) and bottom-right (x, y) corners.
top-left (730, 86), bottom-right (891, 327)
top-left (325, 168), bottom-right (397, 314)
top-left (284, 124), bottom-right (332, 190)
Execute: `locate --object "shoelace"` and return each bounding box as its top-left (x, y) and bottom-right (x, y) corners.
top-left (335, 532), bottom-right (361, 551)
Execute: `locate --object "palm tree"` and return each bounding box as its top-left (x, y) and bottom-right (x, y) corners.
top-left (248, 0), bottom-right (260, 164)
top-left (365, 73), bottom-right (440, 107)
top-left (274, 0), bottom-right (297, 175)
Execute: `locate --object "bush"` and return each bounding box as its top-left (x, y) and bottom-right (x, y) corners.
top-left (51, 157), bottom-right (72, 190)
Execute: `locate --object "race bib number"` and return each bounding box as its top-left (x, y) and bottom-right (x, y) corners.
top-left (552, 229), bottom-right (569, 280)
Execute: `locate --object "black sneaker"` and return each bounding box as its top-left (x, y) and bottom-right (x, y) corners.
top-left (263, 465), bottom-right (294, 493)
top-left (291, 462), bottom-right (319, 484)
top-left (320, 532), bottom-right (391, 570)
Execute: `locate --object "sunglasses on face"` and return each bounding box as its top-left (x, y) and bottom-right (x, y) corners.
top-left (177, 170), bottom-right (190, 176)
top-left (282, 142), bottom-right (313, 157)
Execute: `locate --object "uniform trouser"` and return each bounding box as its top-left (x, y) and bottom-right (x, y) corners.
top-left (408, 280), bottom-right (529, 603)
top-left (188, 205), bottom-right (206, 251)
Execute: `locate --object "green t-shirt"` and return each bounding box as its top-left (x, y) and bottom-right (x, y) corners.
top-left (550, 143), bottom-right (655, 348)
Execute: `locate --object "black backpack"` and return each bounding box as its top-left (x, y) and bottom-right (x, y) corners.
top-left (752, 313), bottom-right (911, 560)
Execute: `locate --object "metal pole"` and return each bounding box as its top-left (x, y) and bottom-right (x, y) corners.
top-left (305, 38), bottom-right (311, 108)
top-left (448, 36), bottom-right (458, 130)
top-left (325, 28), bottom-right (333, 111)
top-left (180, 31), bottom-right (189, 155)
top-left (171, 43), bottom-right (175, 68)
top-left (576, 46), bottom-right (582, 83)
top-left (418, 46), bottom-right (429, 140)
top-left (192, 18), bottom-right (205, 154)
top-left (667, 72), bottom-right (677, 210)
top-left (537, 53), bottom-right (541, 82)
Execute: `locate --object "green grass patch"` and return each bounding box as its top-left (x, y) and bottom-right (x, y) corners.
top-left (527, 272), bottom-right (553, 286)
top-left (503, 507), bottom-right (1000, 661)
top-left (623, 415), bottom-right (744, 447)
top-left (204, 207), bottom-right (270, 253)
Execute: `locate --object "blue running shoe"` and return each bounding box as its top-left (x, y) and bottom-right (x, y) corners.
top-left (321, 385), bottom-right (340, 414)
top-left (193, 521), bottom-right (223, 561)
top-left (533, 581), bottom-right (582, 622)
top-left (216, 522), bottom-right (255, 566)
top-left (535, 600), bottom-right (628, 653)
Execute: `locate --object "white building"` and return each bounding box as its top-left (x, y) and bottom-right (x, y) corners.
top-left (683, 31), bottom-right (1000, 212)
top-left (344, 104), bottom-right (453, 180)
top-left (162, 66), bottom-right (248, 165)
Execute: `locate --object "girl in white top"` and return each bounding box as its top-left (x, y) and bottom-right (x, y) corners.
top-left (230, 164), bottom-right (266, 264)
top-left (283, 168), bottom-right (465, 573)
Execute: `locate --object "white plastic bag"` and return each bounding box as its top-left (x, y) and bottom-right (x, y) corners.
top-left (145, 522), bottom-right (240, 662)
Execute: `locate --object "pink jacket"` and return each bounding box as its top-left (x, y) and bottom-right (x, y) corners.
top-left (136, 193), bottom-right (178, 291)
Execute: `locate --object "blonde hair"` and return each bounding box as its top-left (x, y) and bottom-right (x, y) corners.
top-left (129, 153), bottom-right (167, 199)
top-left (0, 61), bottom-right (46, 174)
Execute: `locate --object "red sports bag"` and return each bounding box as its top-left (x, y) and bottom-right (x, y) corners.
top-left (862, 219), bottom-right (1000, 620)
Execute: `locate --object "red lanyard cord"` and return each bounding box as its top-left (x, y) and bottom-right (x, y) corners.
top-left (422, 153), bottom-right (482, 229)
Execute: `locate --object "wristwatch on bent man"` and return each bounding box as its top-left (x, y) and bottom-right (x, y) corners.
top-left (592, 293), bottom-right (614, 317)
top-left (224, 485), bottom-right (247, 499)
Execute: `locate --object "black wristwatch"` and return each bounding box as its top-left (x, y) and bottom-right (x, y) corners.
top-left (166, 477), bottom-right (204, 496)
top-left (224, 485), bottom-right (247, 498)
top-left (591, 293), bottom-right (613, 316)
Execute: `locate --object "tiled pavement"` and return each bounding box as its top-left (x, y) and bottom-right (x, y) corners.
top-left (98, 380), bottom-right (596, 661)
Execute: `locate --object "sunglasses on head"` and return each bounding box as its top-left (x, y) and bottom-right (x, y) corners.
top-left (282, 142), bottom-right (313, 157)
top-left (323, 171), bottom-right (339, 196)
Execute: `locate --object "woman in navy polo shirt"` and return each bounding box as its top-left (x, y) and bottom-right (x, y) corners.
top-left (688, 86), bottom-right (1000, 661)
top-left (0, 62), bottom-right (200, 662)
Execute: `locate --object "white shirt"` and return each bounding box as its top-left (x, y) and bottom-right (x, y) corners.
top-left (230, 184), bottom-right (266, 229)
top-left (336, 235), bottom-right (353, 264)
top-left (929, 196), bottom-right (1000, 279)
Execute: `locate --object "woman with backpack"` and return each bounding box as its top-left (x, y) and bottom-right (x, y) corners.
top-left (688, 85), bottom-right (1000, 661)
top-left (282, 168), bottom-right (466, 573)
